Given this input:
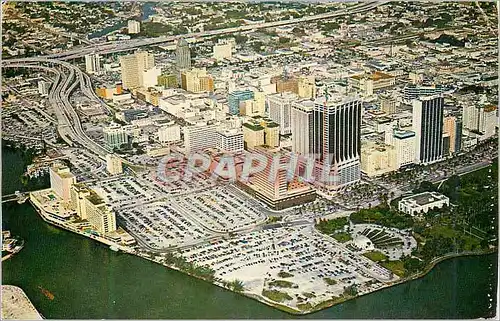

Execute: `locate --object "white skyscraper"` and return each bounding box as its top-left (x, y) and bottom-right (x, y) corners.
top-left (267, 92), bottom-right (297, 135)
top-left (128, 20), bottom-right (141, 34)
top-left (85, 53), bottom-right (102, 75)
top-left (119, 51), bottom-right (155, 89)
top-left (291, 99), bottom-right (314, 155)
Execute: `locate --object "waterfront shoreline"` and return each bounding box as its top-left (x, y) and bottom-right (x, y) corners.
top-left (27, 193), bottom-right (497, 316)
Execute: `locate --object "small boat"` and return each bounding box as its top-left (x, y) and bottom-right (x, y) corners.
top-left (110, 245), bottom-right (119, 252)
top-left (38, 286), bottom-right (54, 300)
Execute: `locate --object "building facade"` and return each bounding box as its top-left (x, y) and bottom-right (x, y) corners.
top-left (50, 165), bottom-right (76, 201)
top-left (412, 95), bottom-right (444, 164)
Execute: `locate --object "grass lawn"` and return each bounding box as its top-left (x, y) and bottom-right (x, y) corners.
top-left (262, 289), bottom-right (293, 302)
top-left (332, 232), bottom-right (352, 243)
top-left (277, 271), bottom-right (294, 278)
top-left (323, 277), bottom-right (337, 285)
top-left (381, 260), bottom-right (406, 277)
top-left (363, 250), bottom-right (388, 262)
top-left (268, 280), bottom-right (295, 288)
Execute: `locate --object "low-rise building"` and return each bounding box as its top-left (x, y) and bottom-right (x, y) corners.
top-left (398, 192), bottom-right (449, 216)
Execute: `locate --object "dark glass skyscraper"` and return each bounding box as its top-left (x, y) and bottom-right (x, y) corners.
top-left (412, 95), bottom-right (444, 164)
top-left (176, 38), bottom-right (191, 70)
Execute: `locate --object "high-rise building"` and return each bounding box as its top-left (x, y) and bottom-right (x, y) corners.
top-left (311, 95), bottom-right (362, 189)
top-left (184, 122), bottom-right (218, 153)
top-left (412, 95), bottom-right (444, 164)
top-left (216, 129), bottom-right (244, 153)
top-left (443, 116), bottom-right (458, 154)
top-left (84, 190), bottom-right (117, 234)
top-left (157, 74), bottom-right (178, 88)
top-left (379, 93), bottom-right (398, 115)
top-left (267, 92), bottom-right (297, 135)
top-left (37, 80), bottom-right (50, 97)
top-left (119, 51), bottom-right (154, 90)
top-left (158, 124), bottom-right (181, 143)
top-left (181, 68), bottom-right (214, 93)
top-left (238, 146), bottom-right (316, 210)
top-left (85, 53), bottom-right (102, 75)
top-left (242, 117), bottom-right (280, 150)
top-left (103, 124), bottom-right (129, 150)
top-left (291, 99), bottom-right (314, 156)
top-left (213, 42), bottom-right (232, 60)
top-left (297, 76), bottom-right (316, 99)
top-left (127, 20), bottom-right (141, 34)
top-left (228, 90), bottom-right (254, 115)
top-left (403, 84), bottom-right (448, 103)
top-left (393, 129), bottom-right (416, 168)
top-left (463, 105), bottom-right (498, 140)
top-left (70, 183), bottom-right (90, 219)
top-left (50, 165), bottom-right (76, 201)
top-left (176, 38), bottom-right (191, 70)
top-left (360, 142), bottom-right (397, 177)
top-left (106, 154), bottom-right (123, 175)
top-left (141, 66), bottom-right (161, 89)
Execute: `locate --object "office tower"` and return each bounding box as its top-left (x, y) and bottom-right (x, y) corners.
top-left (291, 100), bottom-right (314, 156)
top-left (184, 122), bottom-right (218, 153)
top-left (412, 95), bottom-right (444, 164)
top-left (127, 20), bottom-right (141, 34)
top-left (157, 74), bottom-right (178, 88)
top-left (242, 118), bottom-right (279, 150)
top-left (463, 105), bottom-right (498, 140)
top-left (455, 118), bottom-right (462, 153)
top-left (158, 124), bottom-right (181, 143)
top-left (119, 51), bottom-right (154, 90)
top-left (103, 124), bottom-right (129, 149)
top-left (267, 92), bottom-right (296, 135)
top-left (228, 90), bottom-right (254, 115)
top-left (403, 84), bottom-right (447, 103)
top-left (442, 134), bottom-right (451, 156)
top-left (216, 129), bottom-right (244, 153)
top-left (311, 95), bottom-right (362, 188)
top-left (360, 142), bottom-right (397, 177)
top-left (213, 43), bottom-right (232, 60)
top-left (443, 116), bottom-right (458, 154)
top-left (393, 129), bottom-right (416, 168)
top-left (141, 66), bottom-right (161, 89)
top-left (50, 165), bottom-right (76, 201)
top-left (297, 75), bottom-right (316, 99)
top-left (239, 146), bottom-right (316, 210)
top-left (181, 68), bottom-right (214, 93)
top-left (37, 80), bottom-right (50, 97)
top-left (106, 154), bottom-right (123, 175)
top-left (176, 38), bottom-right (191, 70)
top-left (85, 53), bottom-right (102, 75)
top-left (379, 93), bottom-right (398, 115)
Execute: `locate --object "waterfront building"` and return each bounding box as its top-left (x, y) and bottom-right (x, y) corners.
top-left (398, 192), bottom-right (449, 216)
top-left (70, 183), bottom-right (91, 219)
top-left (412, 95), bottom-right (444, 164)
top-left (228, 90), bottom-right (254, 115)
top-left (85, 53), bottom-right (102, 75)
top-left (84, 191), bottom-right (117, 234)
top-left (127, 20), bottom-right (141, 34)
top-left (267, 92), bottom-right (297, 135)
top-left (106, 154), bottom-right (123, 175)
top-left (49, 165), bottom-right (76, 202)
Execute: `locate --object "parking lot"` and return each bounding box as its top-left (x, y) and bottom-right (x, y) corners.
top-left (179, 224), bottom-right (397, 309)
top-left (170, 186), bottom-right (266, 233)
top-left (118, 202), bottom-right (211, 249)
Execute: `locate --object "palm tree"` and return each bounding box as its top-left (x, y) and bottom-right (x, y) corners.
top-left (230, 279), bottom-right (245, 292)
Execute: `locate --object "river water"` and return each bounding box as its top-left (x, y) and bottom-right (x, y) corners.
top-left (1, 147), bottom-right (497, 319)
